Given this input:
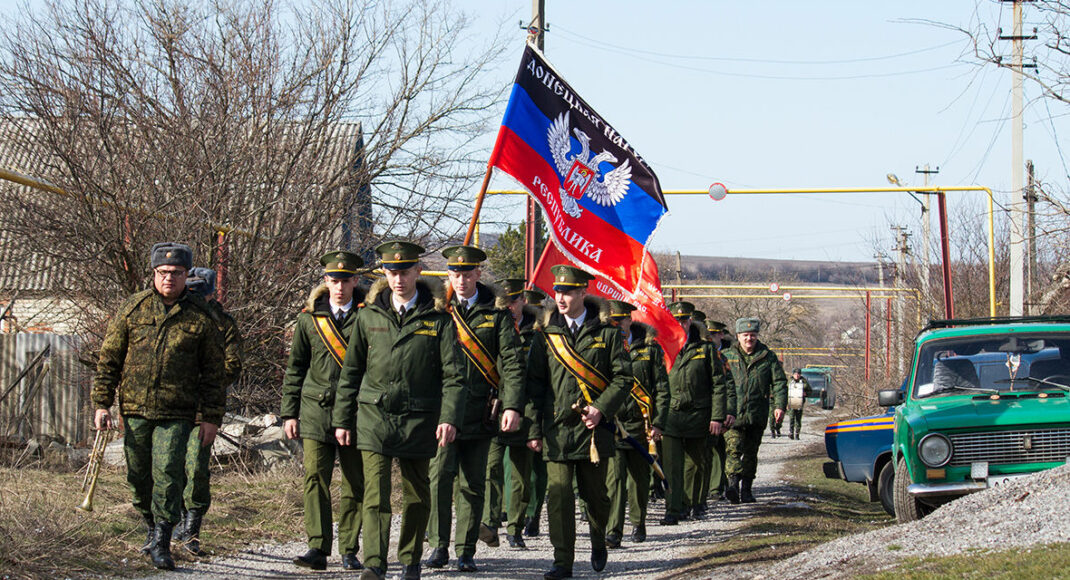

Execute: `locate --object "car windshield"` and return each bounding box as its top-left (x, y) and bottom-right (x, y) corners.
top-left (802, 372), bottom-right (827, 391)
top-left (913, 333), bottom-right (1070, 398)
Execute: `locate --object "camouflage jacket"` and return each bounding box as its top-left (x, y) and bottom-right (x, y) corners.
top-left (92, 288), bottom-right (227, 425)
top-left (723, 339), bottom-right (788, 428)
top-left (209, 300), bottom-right (243, 387)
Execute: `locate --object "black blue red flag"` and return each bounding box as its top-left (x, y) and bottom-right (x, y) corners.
top-left (488, 43), bottom-right (668, 294)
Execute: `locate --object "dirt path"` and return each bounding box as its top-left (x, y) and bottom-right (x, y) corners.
top-left (150, 409), bottom-right (838, 579)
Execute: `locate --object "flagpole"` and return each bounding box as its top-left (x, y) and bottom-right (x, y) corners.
top-left (445, 164), bottom-right (495, 308)
top-left (529, 240), bottom-right (554, 291)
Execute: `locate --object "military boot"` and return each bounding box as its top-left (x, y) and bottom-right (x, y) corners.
top-left (148, 521), bottom-right (176, 570)
top-left (740, 478), bottom-right (756, 503)
top-left (140, 516), bottom-right (155, 555)
top-left (182, 509), bottom-right (205, 556)
top-left (173, 510), bottom-right (188, 542)
top-left (725, 476), bottom-right (741, 505)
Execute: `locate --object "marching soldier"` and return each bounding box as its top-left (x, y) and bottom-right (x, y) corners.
top-left (604, 300), bottom-right (667, 547)
top-left (175, 267), bottom-right (243, 557)
top-left (280, 252), bottom-right (366, 571)
top-left (92, 242), bottom-right (226, 570)
top-left (656, 302), bottom-right (735, 525)
top-left (426, 247), bottom-right (525, 572)
top-left (786, 368), bottom-right (813, 440)
top-left (525, 265), bottom-right (631, 580)
top-left (704, 320), bottom-right (733, 503)
top-left (331, 241), bottom-right (467, 580)
top-left (522, 288), bottom-right (550, 539)
top-left (723, 318), bottom-right (788, 504)
top-left (481, 279), bottom-right (540, 549)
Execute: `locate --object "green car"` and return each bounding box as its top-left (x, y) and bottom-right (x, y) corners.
top-left (878, 316), bottom-right (1070, 523)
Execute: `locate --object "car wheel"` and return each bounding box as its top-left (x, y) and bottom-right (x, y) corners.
top-left (877, 460), bottom-right (895, 517)
top-left (893, 455), bottom-right (933, 523)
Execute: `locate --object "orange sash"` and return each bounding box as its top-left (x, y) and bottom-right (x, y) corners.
top-left (545, 332), bottom-right (609, 404)
top-left (312, 315), bottom-right (348, 367)
top-left (452, 310), bottom-right (501, 388)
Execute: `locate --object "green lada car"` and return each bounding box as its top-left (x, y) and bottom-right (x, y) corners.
top-left (878, 316), bottom-right (1070, 523)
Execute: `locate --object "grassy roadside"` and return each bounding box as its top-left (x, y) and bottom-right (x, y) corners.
top-left (662, 441), bottom-right (894, 579)
top-left (0, 462), bottom-right (307, 579)
top-left (861, 543), bottom-right (1070, 580)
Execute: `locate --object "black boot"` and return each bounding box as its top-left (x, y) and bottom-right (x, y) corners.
top-left (173, 510), bottom-right (188, 542)
top-left (741, 478), bottom-right (756, 503)
top-left (524, 516), bottom-right (540, 537)
top-left (140, 516), bottom-right (155, 555)
top-left (148, 521), bottom-right (176, 570)
top-left (726, 476), bottom-right (741, 505)
top-left (183, 509), bottom-right (204, 556)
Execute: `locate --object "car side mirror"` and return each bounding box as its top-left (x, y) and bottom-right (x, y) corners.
top-left (877, 389), bottom-right (903, 407)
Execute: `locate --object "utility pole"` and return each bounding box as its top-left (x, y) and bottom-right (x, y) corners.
top-left (1001, 0), bottom-right (1036, 316)
top-left (891, 227), bottom-right (910, 375)
top-left (874, 253), bottom-right (886, 375)
top-left (1025, 159), bottom-right (1037, 313)
top-left (524, 0), bottom-right (547, 281)
top-left (915, 165), bottom-right (938, 303)
top-left (675, 251), bottom-right (683, 285)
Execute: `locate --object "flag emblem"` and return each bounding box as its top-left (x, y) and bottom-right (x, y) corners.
top-left (548, 112), bottom-right (632, 218)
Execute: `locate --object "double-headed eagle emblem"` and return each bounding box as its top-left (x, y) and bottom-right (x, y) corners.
top-left (547, 112), bottom-right (631, 218)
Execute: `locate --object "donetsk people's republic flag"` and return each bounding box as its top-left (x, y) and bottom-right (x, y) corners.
top-left (488, 43), bottom-right (668, 294)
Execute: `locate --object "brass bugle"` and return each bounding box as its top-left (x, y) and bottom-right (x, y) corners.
top-left (77, 428), bottom-right (112, 512)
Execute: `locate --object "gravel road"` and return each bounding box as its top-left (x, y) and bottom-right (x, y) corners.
top-left (149, 410), bottom-right (839, 580)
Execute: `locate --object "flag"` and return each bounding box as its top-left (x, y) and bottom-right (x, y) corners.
top-left (533, 241), bottom-right (684, 369)
top-left (488, 43), bottom-right (668, 295)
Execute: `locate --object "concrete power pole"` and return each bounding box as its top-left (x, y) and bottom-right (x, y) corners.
top-left (524, 0), bottom-right (547, 280)
top-left (892, 227), bottom-right (910, 375)
top-left (915, 165), bottom-right (938, 304)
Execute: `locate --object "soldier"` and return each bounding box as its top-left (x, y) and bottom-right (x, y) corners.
top-left (656, 302), bottom-right (735, 525)
top-left (280, 252), bottom-right (366, 571)
top-left (175, 267), bottom-right (243, 557)
top-left (426, 246), bottom-right (525, 572)
top-left (722, 318), bottom-right (788, 504)
top-left (331, 241), bottom-right (466, 580)
top-left (604, 299), bottom-right (667, 547)
top-left (526, 265), bottom-right (631, 580)
top-left (786, 368), bottom-right (813, 440)
top-left (481, 279), bottom-right (540, 549)
top-left (704, 320), bottom-right (733, 502)
top-left (92, 242), bottom-right (226, 570)
top-left (522, 288), bottom-right (550, 539)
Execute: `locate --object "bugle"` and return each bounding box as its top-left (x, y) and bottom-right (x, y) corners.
top-left (77, 428), bottom-right (112, 512)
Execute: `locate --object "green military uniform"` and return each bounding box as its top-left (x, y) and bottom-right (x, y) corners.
top-left (281, 251), bottom-right (366, 569)
top-left (332, 241), bottom-right (466, 580)
top-left (606, 306), bottom-right (667, 545)
top-left (787, 371), bottom-right (813, 439)
top-left (525, 266), bottom-right (631, 578)
top-left (92, 242), bottom-right (226, 570)
top-left (427, 248), bottom-right (525, 571)
top-left (657, 307), bottom-right (735, 524)
top-left (522, 289), bottom-right (550, 538)
top-left (723, 318), bottom-right (788, 504)
top-left (703, 320), bottom-right (733, 502)
top-left (482, 281), bottom-right (539, 548)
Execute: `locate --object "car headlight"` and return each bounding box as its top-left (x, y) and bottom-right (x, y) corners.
top-left (918, 433), bottom-right (952, 467)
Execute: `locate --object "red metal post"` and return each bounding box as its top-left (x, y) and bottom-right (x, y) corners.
top-left (937, 191), bottom-right (955, 318)
top-left (865, 291), bottom-right (871, 381)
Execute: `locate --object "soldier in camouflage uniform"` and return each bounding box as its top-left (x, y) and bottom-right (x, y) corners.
top-left (425, 247), bottom-right (525, 573)
top-left (281, 252), bottom-right (366, 571)
top-left (481, 279), bottom-right (540, 549)
top-left (722, 318), bottom-right (788, 504)
top-left (604, 300), bottom-right (667, 547)
top-left (525, 265), bottom-right (631, 580)
top-left (174, 267), bottom-right (243, 557)
top-left (92, 242), bottom-right (226, 571)
top-left (332, 241), bottom-right (467, 580)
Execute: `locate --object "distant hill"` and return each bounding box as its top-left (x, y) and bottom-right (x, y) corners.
top-left (661, 254), bottom-right (878, 285)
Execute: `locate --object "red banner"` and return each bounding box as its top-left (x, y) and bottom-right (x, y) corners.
top-left (532, 242), bottom-right (684, 370)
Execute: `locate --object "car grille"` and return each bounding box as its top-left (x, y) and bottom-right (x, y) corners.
top-left (949, 428), bottom-right (1070, 466)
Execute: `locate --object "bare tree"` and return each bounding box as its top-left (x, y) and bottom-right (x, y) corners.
top-left (0, 0), bottom-right (509, 413)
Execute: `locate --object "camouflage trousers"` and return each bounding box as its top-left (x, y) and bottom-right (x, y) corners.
top-left (123, 416), bottom-right (194, 524)
top-left (183, 424), bottom-right (213, 512)
top-left (725, 423), bottom-right (765, 480)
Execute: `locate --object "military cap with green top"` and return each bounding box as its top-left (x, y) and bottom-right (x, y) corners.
top-left (668, 301), bottom-right (695, 319)
top-left (320, 250), bottom-right (364, 279)
top-left (442, 245), bottom-right (487, 271)
top-left (550, 264), bottom-right (594, 291)
top-left (736, 317), bottom-right (761, 334)
top-left (706, 319), bottom-right (729, 333)
top-left (375, 240), bottom-right (424, 270)
top-left (496, 278), bottom-right (526, 299)
top-left (523, 289), bottom-right (547, 305)
top-left (607, 299), bottom-right (637, 319)
top-left (691, 310), bottom-right (707, 323)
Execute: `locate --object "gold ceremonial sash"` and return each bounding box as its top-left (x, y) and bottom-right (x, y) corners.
top-left (452, 309), bottom-right (501, 388)
top-left (312, 315), bottom-right (348, 367)
top-left (545, 332), bottom-right (609, 405)
top-left (630, 376), bottom-right (653, 419)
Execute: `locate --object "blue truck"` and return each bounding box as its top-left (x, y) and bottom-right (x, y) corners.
top-left (823, 397), bottom-right (898, 516)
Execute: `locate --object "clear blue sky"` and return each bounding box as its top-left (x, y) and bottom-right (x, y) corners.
top-left (5, 0), bottom-right (1066, 263)
top-left (469, 0), bottom-right (1069, 262)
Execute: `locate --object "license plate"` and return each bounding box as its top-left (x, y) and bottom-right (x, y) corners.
top-left (986, 473), bottom-right (1029, 487)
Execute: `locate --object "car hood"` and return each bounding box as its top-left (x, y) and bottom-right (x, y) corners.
top-left (909, 393), bottom-right (1070, 432)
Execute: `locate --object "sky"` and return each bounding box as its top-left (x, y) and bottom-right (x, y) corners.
top-left (4, 0), bottom-right (1067, 263)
